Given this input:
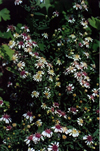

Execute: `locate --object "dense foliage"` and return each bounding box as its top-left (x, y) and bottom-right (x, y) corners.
top-left (0, 0), bottom-right (99, 151)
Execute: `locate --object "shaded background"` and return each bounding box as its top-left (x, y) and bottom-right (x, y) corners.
top-left (0, 0), bottom-right (99, 28)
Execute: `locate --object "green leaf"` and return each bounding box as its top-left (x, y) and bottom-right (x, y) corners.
top-left (38, 43), bottom-right (45, 51)
top-left (0, 0), bottom-right (2, 4)
top-left (0, 31), bottom-right (13, 39)
top-left (37, 0), bottom-right (53, 13)
top-left (2, 44), bottom-right (15, 60)
top-left (93, 129), bottom-right (99, 137)
top-left (88, 17), bottom-right (100, 30)
top-left (17, 23), bottom-right (23, 28)
top-left (34, 12), bottom-right (45, 16)
top-left (0, 8), bottom-right (10, 21)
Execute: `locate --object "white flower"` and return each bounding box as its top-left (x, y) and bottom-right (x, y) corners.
top-left (47, 142), bottom-right (59, 151)
top-left (62, 127), bottom-right (69, 134)
top-left (17, 61), bottom-right (25, 71)
top-left (7, 81), bottom-right (13, 87)
top-left (7, 25), bottom-right (16, 32)
top-left (33, 73), bottom-right (42, 82)
top-left (42, 129), bottom-right (53, 138)
top-left (68, 107), bottom-right (78, 114)
top-left (80, 19), bottom-right (88, 28)
top-left (32, 133), bottom-right (44, 144)
top-left (73, 54), bottom-right (81, 61)
top-left (23, 111), bottom-right (33, 123)
top-left (73, 4), bottom-right (82, 10)
top-left (21, 26), bottom-right (30, 32)
top-left (48, 76), bottom-right (53, 82)
top-left (18, 41), bottom-right (25, 49)
top-left (24, 135), bottom-right (33, 146)
top-left (69, 128), bottom-right (79, 137)
top-left (31, 91), bottom-right (39, 98)
top-left (6, 125), bottom-right (12, 131)
top-left (53, 11), bottom-right (59, 17)
top-left (55, 82), bottom-right (61, 87)
top-left (83, 40), bottom-right (89, 48)
top-left (51, 124), bottom-right (63, 133)
top-left (68, 18), bottom-right (75, 23)
top-left (83, 135), bottom-right (93, 145)
top-left (53, 102), bottom-right (59, 108)
top-left (20, 70), bottom-right (29, 79)
top-left (0, 100), bottom-right (3, 106)
top-left (41, 103), bottom-right (47, 109)
top-left (35, 62), bottom-right (45, 69)
top-left (13, 33), bottom-right (20, 38)
top-left (14, 0), bottom-right (22, 5)
top-left (77, 118), bottom-right (83, 126)
top-left (85, 37), bottom-right (93, 42)
top-left (57, 41), bottom-right (62, 46)
top-left (28, 148), bottom-right (35, 151)
top-left (83, 52), bottom-right (89, 58)
top-left (87, 95), bottom-right (95, 102)
top-left (8, 40), bottom-right (16, 48)
top-left (80, 62), bottom-right (87, 69)
top-left (66, 84), bottom-right (74, 94)
top-left (74, 72), bottom-right (82, 81)
top-left (42, 33), bottom-right (48, 39)
top-left (92, 88), bottom-right (98, 97)
top-left (56, 59), bottom-right (62, 65)
top-left (69, 34), bottom-right (76, 39)
top-left (55, 109), bottom-right (67, 119)
top-left (35, 119), bottom-right (42, 127)
top-left (12, 54), bottom-right (18, 63)
top-left (32, 41), bottom-right (38, 47)
top-left (0, 114), bottom-right (12, 123)
top-left (47, 69), bottom-right (55, 76)
top-left (43, 90), bottom-right (51, 99)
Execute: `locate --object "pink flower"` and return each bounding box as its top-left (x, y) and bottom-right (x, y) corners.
top-left (83, 135), bottom-right (93, 145)
top-left (32, 133), bottom-right (44, 144)
top-left (6, 126), bottom-right (12, 131)
top-left (53, 11), bottom-right (59, 17)
top-left (0, 100), bottom-right (3, 106)
top-left (14, 0), bottom-right (22, 5)
top-left (20, 70), bottom-right (29, 78)
top-left (32, 41), bottom-right (38, 47)
top-left (96, 109), bottom-right (99, 114)
top-left (48, 142), bottom-right (59, 151)
top-left (52, 124), bottom-right (63, 133)
top-left (68, 107), bottom-right (78, 114)
top-left (21, 26), bottom-right (30, 32)
top-left (7, 81), bottom-right (13, 87)
top-left (66, 84), bottom-right (74, 94)
top-left (53, 102), bottom-right (59, 108)
top-left (87, 95), bottom-right (95, 102)
top-left (24, 135), bottom-right (33, 146)
top-left (42, 129), bottom-right (53, 138)
top-left (7, 25), bottom-right (16, 32)
top-left (23, 111), bottom-right (33, 123)
top-left (0, 114), bottom-right (12, 123)
top-left (18, 41), bottom-right (25, 49)
top-left (55, 109), bottom-right (67, 119)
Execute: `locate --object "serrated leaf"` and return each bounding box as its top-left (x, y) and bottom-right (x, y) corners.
top-left (2, 44), bottom-right (15, 60)
top-left (88, 17), bottom-right (100, 30)
top-left (0, 31), bottom-right (12, 39)
top-left (37, 0), bottom-right (53, 13)
top-left (0, 8), bottom-right (10, 21)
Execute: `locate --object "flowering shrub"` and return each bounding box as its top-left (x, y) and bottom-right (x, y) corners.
top-left (0, 0), bottom-right (99, 150)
